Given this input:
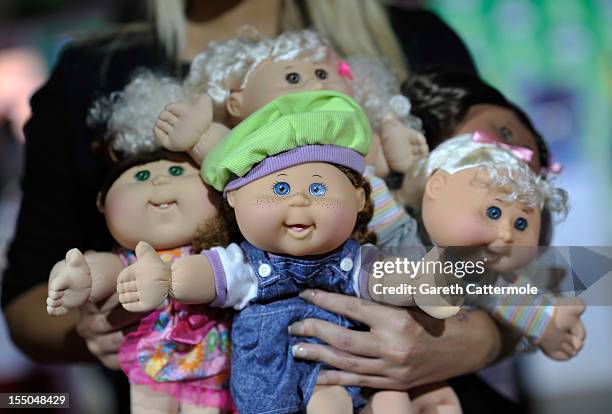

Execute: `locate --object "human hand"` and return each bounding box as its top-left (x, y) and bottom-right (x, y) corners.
top-left (538, 297), bottom-right (586, 360)
top-left (379, 115), bottom-right (428, 174)
top-left (155, 94), bottom-right (213, 152)
top-left (289, 290), bottom-right (492, 390)
top-left (76, 293), bottom-right (141, 370)
top-left (117, 241), bottom-right (171, 313)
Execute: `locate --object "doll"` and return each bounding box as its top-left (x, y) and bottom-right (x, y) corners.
top-left (360, 132), bottom-right (584, 414)
top-left (380, 132), bottom-right (584, 360)
top-left (398, 68), bottom-right (564, 239)
top-left (46, 73), bottom-right (233, 414)
top-left (154, 29), bottom-right (428, 174)
top-left (417, 133), bottom-right (584, 359)
top-left (403, 68), bottom-right (562, 175)
top-left (154, 27), bottom-right (440, 304)
top-left (117, 91), bottom-right (455, 414)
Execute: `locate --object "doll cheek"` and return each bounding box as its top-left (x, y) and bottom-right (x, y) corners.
top-left (104, 197), bottom-right (132, 224)
top-left (448, 215), bottom-right (497, 246)
top-left (312, 199), bottom-right (356, 233)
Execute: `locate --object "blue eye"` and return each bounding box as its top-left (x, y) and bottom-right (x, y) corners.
top-left (486, 206), bottom-right (502, 220)
top-left (273, 182), bottom-right (291, 196)
top-left (514, 217), bottom-right (528, 231)
top-left (309, 182), bottom-right (327, 197)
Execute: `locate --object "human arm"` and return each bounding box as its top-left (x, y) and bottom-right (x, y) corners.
top-left (155, 94), bottom-right (230, 164)
top-left (117, 241), bottom-right (216, 312)
top-left (4, 284), bottom-right (140, 369)
top-left (0, 41), bottom-right (125, 361)
top-left (290, 289), bottom-right (501, 389)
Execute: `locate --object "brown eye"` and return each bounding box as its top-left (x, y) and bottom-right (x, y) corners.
top-left (315, 69), bottom-right (328, 80)
top-left (500, 126), bottom-right (513, 143)
top-left (286, 72), bottom-right (301, 84)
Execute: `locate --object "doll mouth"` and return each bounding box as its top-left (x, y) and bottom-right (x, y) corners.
top-left (284, 223), bottom-right (314, 239)
top-left (481, 245), bottom-right (511, 262)
top-left (149, 201), bottom-right (177, 210)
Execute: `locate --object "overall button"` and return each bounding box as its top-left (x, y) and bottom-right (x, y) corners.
top-left (258, 263), bottom-right (272, 278)
top-left (340, 257), bottom-right (354, 272)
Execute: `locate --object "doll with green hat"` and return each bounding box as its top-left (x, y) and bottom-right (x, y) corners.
top-left (117, 90), bottom-right (452, 414)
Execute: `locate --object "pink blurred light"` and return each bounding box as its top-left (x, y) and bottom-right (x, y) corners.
top-left (0, 48), bottom-right (47, 142)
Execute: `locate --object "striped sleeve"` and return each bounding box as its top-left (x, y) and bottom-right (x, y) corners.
top-left (484, 275), bottom-right (555, 343)
top-left (363, 166), bottom-right (405, 234)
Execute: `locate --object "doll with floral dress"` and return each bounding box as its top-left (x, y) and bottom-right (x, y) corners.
top-left (46, 72), bottom-right (233, 414)
top-left (117, 90), bottom-right (459, 414)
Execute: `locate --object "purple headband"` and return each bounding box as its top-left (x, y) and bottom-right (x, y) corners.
top-left (223, 144), bottom-right (365, 196)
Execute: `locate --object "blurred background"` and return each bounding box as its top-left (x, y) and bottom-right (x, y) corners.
top-left (1, 1), bottom-right (610, 413)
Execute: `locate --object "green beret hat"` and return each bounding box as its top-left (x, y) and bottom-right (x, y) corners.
top-left (201, 90), bottom-right (372, 191)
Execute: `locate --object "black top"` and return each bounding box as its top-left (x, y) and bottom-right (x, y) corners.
top-left (1, 7), bottom-right (476, 309)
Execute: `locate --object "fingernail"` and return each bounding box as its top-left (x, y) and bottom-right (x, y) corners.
top-left (288, 321), bottom-right (304, 335)
top-left (299, 289), bottom-right (317, 301)
top-left (291, 344), bottom-right (308, 358)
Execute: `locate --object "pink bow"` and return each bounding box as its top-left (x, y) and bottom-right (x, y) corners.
top-left (337, 60), bottom-right (353, 80)
top-left (472, 130), bottom-right (534, 163)
top-left (542, 159), bottom-right (564, 175)
top-left (168, 304), bottom-right (214, 345)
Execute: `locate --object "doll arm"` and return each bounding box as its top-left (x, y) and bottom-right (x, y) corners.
top-left (480, 274), bottom-right (586, 359)
top-left (379, 114), bottom-right (428, 175)
top-left (82, 251), bottom-right (125, 302)
top-left (155, 94), bottom-right (230, 164)
top-left (363, 165), bottom-right (406, 237)
top-left (536, 296), bottom-right (586, 360)
top-left (117, 241), bottom-right (216, 312)
top-left (362, 246), bottom-right (461, 319)
top-left (47, 249), bottom-right (124, 316)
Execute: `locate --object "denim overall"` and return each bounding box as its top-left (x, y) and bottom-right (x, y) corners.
top-left (231, 239), bottom-right (365, 414)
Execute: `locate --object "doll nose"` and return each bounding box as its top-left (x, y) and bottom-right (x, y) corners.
top-left (304, 77), bottom-right (324, 90)
top-left (289, 192), bottom-right (312, 207)
top-left (497, 221), bottom-right (514, 243)
top-left (152, 175), bottom-right (171, 186)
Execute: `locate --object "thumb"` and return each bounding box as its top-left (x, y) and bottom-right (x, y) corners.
top-left (66, 248), bottom-right (83, 267)
top-left (135, 241), bottom-right (157, 260)
top-left (195, 93), bottom-right (213, 112)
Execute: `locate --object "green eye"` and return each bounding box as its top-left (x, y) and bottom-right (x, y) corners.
top-left (134, 170), bottom-right (151, 181)
top-left (168, 165), bottom-right (184, 176)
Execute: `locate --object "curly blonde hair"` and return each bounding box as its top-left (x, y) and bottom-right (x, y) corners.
top-left (183, 29), bottom-right (329, 107)
top-left (417, 134), bottom-right (569, 219)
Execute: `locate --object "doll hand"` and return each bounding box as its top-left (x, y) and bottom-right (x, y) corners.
top-left (155, 94), bottom-right (213, 152)
top-left (380, 115), bottom-right (428, 174)
top-left (117, 241), bottom-right (171, 313)
top-left (47, 248), bottom-right (92, 316)
top-left (538, 297), bottom-right (586, 360)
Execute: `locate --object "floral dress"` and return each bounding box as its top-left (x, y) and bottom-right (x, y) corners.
top-left (118, 246), bottom-right (233, 410)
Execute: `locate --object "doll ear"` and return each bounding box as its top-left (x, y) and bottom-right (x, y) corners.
top-left (424, 170), bottom-right (448, 201)
top-left (356, 187), bottom-right (366, 212)
top-left (226, 190), bottom-right (237, 208)
top-left (227, 91), bottom-right (244, 119)
top-left (96, 192), bottom-right (105, 214)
